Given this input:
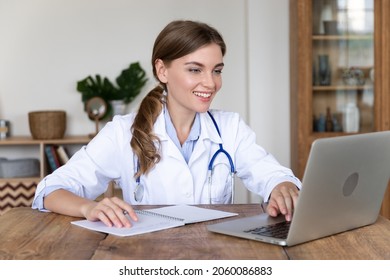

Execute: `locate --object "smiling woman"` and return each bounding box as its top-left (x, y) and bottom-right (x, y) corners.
top-left (131, 20), bottom-right (227, 175)
top-left (32, 20), bottom-right (301, 229)
top-left (0, 1), bottom-right (293, 180)
top-left (154, 44), bottom-right (224, 131)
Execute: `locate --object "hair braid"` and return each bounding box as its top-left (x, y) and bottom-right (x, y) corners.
top-left (130, 86), bottom-right (165, 177)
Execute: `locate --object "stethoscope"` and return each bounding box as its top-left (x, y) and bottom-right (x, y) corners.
top-left (133, 111), bottom-right (236, 203)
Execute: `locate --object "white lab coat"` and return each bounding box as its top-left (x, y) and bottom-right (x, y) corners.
top-left (32, 109), bottom-right (301, 209)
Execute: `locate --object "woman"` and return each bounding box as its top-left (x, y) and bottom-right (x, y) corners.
top-left (32, 20), bottom-right (301, 228)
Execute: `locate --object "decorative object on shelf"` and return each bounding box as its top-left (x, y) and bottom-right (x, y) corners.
top-left (323, 20), bottom-right (338, 35)
top-left (341, 67), bottom-right (365, 86)
top-left (0, 158), bottom-right (40, 178)
top-left (315, 113), bottom-right (326, 132)
top-left (318, 55), bottom-right (331, 86)
top-left (0, 119), bottom-right (10, 139)
top-left (369, 68), bottom-right (374, 82)
top-left (28, 111), bottom-right (66, 140)
top-left (110, 100), bottom-right (126, 116)
top-left (76, 62), bottom-right (148, 118)
top-left (318, 0), bottom-right (334, 34)
top-left (314, 109), bottom-right (343, 133)
top-left (343, 103), bottom-right (360, 133)
top-left (332, 113), bottom-right (343, 132)
top-left (325, 107), bottom-right (333, 132)
top-left (85, 96), bottom-right (108, 138)
top-left (312, 63), bottom-right (317, 85)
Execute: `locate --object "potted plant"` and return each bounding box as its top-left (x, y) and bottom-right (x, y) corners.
top-left (76, 62), bottom-right (148, 118)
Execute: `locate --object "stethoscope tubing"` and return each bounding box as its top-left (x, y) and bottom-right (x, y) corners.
top-left (206, 111), bottom-right (235, 172)
top-left (134, 111), bottom-right (236, 202)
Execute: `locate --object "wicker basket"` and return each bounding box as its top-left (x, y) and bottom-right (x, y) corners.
top-left (28, 110), bottom-right (66, 139)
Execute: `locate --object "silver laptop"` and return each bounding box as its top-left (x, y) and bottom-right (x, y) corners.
top-left (207, 131), bottom-right (390, 246)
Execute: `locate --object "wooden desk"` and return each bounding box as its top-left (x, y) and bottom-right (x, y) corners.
top-left (0, 205), bottom-right (389, 260)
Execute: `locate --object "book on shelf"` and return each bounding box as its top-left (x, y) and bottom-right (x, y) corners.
top-left (56, 145), bottom-right (70, 165)
top-left (71, 204), bottom-right (238, 237)
top-left (45, 145), bottom-right (72, 172)
top-left (44, 145), bottom-right (61, 172)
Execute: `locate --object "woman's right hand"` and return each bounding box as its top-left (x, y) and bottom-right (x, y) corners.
top-left (82, 196), bottom-right (138, 228)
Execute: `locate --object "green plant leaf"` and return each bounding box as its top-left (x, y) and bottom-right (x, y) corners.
top-left (115, 62), bottom-right (148, 103)
top-left (76, 62), bottom-right (148, 119)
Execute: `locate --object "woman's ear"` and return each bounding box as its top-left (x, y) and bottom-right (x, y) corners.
top-left (155, 59), bottom-right (168, 83)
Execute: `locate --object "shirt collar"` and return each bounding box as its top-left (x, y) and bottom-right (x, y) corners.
top-left (163, 106), bottom-right (201, 144)
top-left (154, 106), bottom-right (221, 145)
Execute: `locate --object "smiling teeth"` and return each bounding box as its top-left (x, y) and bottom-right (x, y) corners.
top-left (193, 91), bottom-right (212, 98)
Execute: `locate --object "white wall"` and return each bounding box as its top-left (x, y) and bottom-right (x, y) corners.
top-left (0, 0), bottom-right (247, 134)
top-left (248, 1), bottom-right (291, 165)
top-left (0, 0), bottom-right (291, 203)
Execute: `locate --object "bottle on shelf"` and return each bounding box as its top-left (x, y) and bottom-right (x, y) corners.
top-left (325, 107), bottom-right (334, 132)
top-left (318, 55), bottom-right (331, 86)
top-left (343, 103), bottom-right (360, 133)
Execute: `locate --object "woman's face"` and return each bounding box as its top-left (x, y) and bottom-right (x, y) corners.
top-left (156, 43), bottom-right (224, 116)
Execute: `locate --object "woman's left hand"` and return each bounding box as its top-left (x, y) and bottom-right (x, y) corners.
top-left (266, 181), bottom-right (299, 221)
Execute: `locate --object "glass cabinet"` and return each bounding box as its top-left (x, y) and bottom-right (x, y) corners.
top-left (312, 0), bottom-right (374, 134)
top-left (290, 0), bottom-right (390, 218)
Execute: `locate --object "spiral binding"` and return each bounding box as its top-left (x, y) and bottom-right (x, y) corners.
top-left (135, 209), bottom-right (185, 222)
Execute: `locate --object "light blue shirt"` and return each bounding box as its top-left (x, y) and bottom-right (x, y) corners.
top-left (164, 108), bottom-right (200, 163)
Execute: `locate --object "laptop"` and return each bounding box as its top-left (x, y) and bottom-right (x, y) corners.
top-left (207, 131), bottom-right (390, 246)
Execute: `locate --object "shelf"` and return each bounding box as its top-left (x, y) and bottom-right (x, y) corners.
top-left (312, 85), bottom-right (373, 91)
top-left (0, 135), bottom-right (90, 145)
top-left (312, 34), bottom-right (373, 41)
top-left (0, 135), bottom-right (91, 214)
top-left (0, 177), bottom-right (41, 183)
top-left (309, 132), bottom-right (357, 141)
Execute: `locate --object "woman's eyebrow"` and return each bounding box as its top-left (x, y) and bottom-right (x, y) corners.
top-left (185, 61), bottom-right (225, 68)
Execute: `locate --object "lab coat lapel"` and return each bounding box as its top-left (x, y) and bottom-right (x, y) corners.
top-left (154, 110), bottom-right (223, 163)
top-left (154, 110), bottom-right (184, 161)
top-left (188, 112), bottom-right (222, 166)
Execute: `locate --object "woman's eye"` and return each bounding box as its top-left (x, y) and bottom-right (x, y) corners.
top-left (189, 68), bottom-right (201, 73)
top-left (214, 69), bottom-right (223, 75)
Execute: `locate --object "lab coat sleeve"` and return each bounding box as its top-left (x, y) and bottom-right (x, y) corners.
top-left (232, 115), bottom-right (301, 202)
top-left (32, 115), bottom-right (133, 210)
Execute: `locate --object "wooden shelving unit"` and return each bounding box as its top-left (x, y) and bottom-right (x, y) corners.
top-left (290, 0), bottom-right (390, 219)
top-left (0, 135), bottom-right (90, 214)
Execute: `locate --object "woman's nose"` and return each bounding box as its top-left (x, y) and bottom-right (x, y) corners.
top-left (201, 72), bottom-right (217, 88)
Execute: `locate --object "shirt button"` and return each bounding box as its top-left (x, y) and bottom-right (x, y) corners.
top-left (185, 192), bottom-right (192, 198)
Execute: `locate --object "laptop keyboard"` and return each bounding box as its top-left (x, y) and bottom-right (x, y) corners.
top-left (244, 221), bottom-right (291, 239)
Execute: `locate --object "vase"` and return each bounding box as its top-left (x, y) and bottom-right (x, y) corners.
top-left (316, 114), bottom-right (326, 132)
top-left (343, 103), bottom-right (360, 133)
top-left (110, 100), bottom-right (127, 116)
top-left (318, 55), bottom-right (331, 86)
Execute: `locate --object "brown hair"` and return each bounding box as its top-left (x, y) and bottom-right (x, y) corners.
top-left (131, 20), bottom-right (226, 177)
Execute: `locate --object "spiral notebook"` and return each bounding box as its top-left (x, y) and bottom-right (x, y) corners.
top-left (71, 205), bottom-right (237, 237)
